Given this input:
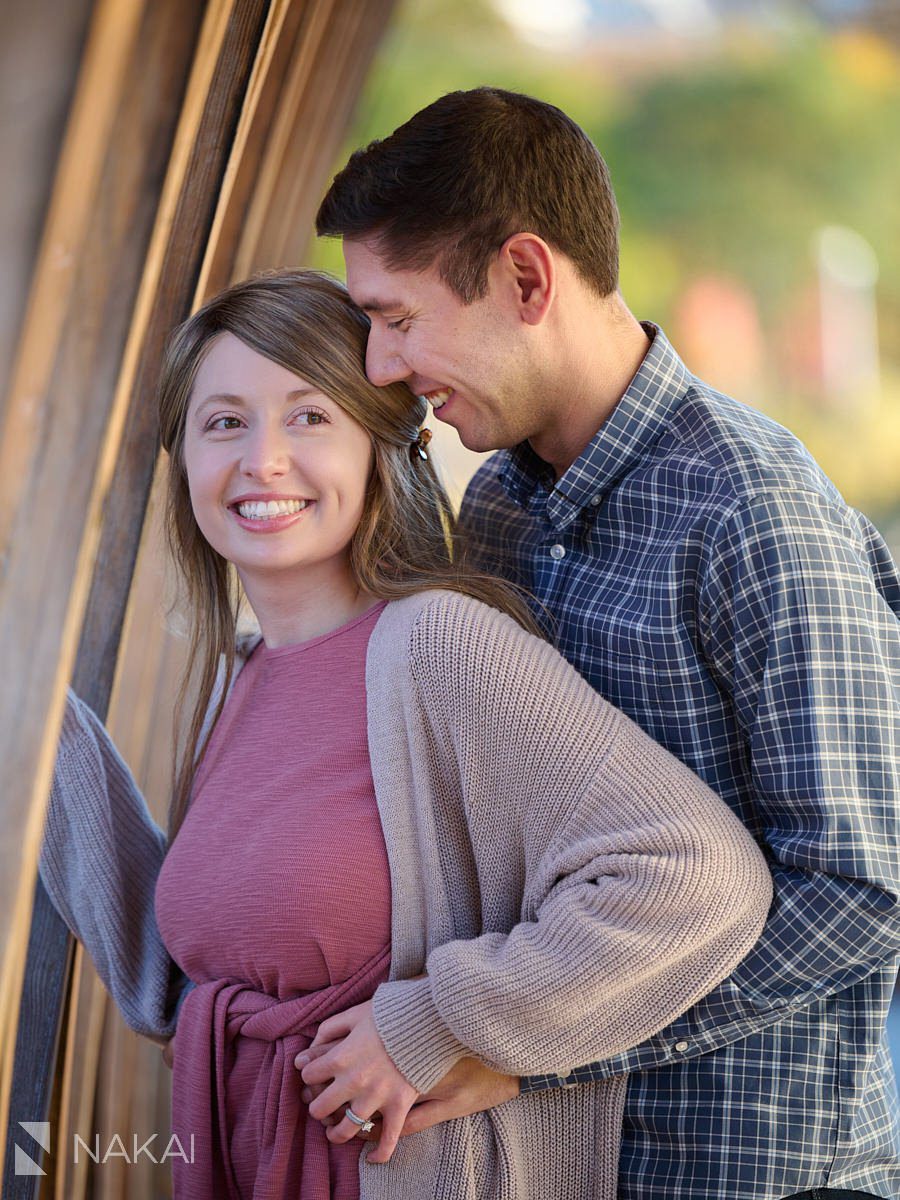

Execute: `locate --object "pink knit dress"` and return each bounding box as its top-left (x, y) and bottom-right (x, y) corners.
top-left (155, 602), bottom-right (392, 1200)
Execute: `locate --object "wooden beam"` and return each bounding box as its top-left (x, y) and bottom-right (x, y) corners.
top-left (2, 0), bottom-right (396, 1190)
top-left (0, 0), bottom-right (271, 1183)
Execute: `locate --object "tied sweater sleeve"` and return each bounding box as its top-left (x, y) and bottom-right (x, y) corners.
top-left (371, 594), bottom-right (773, 1091)
top-left (39, 690), bottom-right (187, 1041)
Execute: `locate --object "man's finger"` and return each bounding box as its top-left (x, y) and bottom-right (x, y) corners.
top-left (400, 1098), bottom-right (450, 1137)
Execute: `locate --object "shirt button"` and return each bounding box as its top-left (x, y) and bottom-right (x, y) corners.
top-left (589, 494), bottom-right (602, 506)
top-left (674, 1041), bottom-right (690, 1053)
top-left (549, 544), bottom-right (566, 560)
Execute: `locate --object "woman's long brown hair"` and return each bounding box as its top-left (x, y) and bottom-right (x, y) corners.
top-left (158, 269), bottom-right (538, 840)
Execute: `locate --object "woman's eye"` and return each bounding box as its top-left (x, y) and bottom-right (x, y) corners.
top-left (295, 410), bottom-right (327, 425)
top-left (208, 415), bottom-right (242, 431)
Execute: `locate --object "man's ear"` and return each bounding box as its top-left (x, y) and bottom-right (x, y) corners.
top-left (496, 233), bottom-right (556, 326)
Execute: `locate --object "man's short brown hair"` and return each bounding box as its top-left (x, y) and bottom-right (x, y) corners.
top-left (316, 87), bottom-right (620, 302)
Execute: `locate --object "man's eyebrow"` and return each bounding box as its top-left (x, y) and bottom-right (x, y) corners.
top-left (357, 299), bottom-right (404, 315)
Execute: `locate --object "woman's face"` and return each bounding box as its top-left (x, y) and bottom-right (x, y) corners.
top-left (183, 332), bottom-right (374, 596)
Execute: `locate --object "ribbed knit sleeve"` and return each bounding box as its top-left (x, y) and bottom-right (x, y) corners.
top-left (371, 594), bottom-right (772, 1090)
top-left (39, 690), bottom-right (187, 1041)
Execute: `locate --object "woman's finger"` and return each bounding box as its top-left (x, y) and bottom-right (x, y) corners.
top-left (301, 1083), bottom-right (333, 1110)
top-left (309, 1003), bottom-right (364, 1049)
top-left (325, 1102), bottom-right (380, 1146)
top-left (294, 1038), bottom-right (341, 1072)
top-left (307, 1078), bottom-right (355, 1123)
top-left (366, 1096), bottom-right (412, 1164)
top-left (300, 1047), bottom-right (341, 1087)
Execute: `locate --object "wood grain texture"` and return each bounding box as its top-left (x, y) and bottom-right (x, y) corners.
top-left (0, 0), bottom-right (93, 416)
top-left (3, 0), bottom-right (395, 1192)
top-left (0, 0), bottom-right (210, 1182)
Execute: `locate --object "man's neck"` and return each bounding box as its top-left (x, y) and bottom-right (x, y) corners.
top-left (529, 306), bottom-right (651, 478)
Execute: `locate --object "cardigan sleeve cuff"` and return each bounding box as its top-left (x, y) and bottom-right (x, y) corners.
top-left (371, 976), bottom-right (468, 1094)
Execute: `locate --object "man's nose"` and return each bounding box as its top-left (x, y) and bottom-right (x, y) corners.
top-left (366, 331), bottom-right (409, 388)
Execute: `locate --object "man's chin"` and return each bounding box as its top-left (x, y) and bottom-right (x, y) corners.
top-left (452, 422), bottom-right (519, 455)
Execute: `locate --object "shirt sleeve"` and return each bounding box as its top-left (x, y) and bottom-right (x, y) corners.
top-left (370, 595), bottom-right (772, 1092)
top-left (528, 490), bottom-right (900, 1088)
top-left (39, 690), bottom-right (189, 1042)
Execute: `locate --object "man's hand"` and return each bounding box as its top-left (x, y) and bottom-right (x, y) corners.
top-left (402, 1058), bottom-right (519, 1136)
top-left (295, 1000), bottom-right (419, 1163)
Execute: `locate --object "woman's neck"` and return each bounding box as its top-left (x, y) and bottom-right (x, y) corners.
top-left (239, 567), bottom-right (379, 649)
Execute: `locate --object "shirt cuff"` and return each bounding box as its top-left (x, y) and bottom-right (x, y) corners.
top-left (371, 976), bottom-right (468, 1094)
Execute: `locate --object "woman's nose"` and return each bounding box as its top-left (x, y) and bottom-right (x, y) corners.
top-left (240, 426), bottom-right (289, 479)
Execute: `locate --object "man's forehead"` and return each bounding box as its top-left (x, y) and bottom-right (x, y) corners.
top-left (343, 238), bottom-right (424, 312)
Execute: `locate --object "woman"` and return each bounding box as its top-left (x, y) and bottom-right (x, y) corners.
top-left (43, 270), bottom-right (772, 1200)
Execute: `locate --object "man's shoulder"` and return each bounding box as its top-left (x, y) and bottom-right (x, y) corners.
top-left (661, 381), bottom-right (843, 512)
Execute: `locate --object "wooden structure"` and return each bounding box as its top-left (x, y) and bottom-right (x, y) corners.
top-left (0, 1), bottom-right (393, 1193)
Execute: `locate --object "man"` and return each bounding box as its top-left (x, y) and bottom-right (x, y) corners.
top-left (315, 87), bottom-right (900, 1199)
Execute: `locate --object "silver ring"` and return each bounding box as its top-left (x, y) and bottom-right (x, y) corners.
top-left (345, 1106), bottom-right (375, 1135)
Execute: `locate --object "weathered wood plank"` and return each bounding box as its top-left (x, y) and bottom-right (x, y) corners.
top-left (3, 0), bottom-right (396, 1192)
top-left (0, 0), bottom-right (93, 414)
top-left (0, 0), bottom-right (210, 1181)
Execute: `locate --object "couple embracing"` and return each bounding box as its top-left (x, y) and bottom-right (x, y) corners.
top-left (43, 87), bottom-right (900, 1200)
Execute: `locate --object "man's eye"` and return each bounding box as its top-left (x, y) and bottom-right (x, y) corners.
top-left (387, 318), bottom-right (410, 332)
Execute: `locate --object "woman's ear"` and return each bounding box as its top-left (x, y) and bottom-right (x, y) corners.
top-left (495, 233), bottom-right (556, 326)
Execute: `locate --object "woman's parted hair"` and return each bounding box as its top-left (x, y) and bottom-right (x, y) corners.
top-left (159, 269), bottom-right (537, 838)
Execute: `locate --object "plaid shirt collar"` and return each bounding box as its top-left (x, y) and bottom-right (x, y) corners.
top-left (499, 323), bottom-right (692, 532)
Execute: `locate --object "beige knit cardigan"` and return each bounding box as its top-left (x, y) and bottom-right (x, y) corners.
top-left (351, 590), bottom-right (771, 1200)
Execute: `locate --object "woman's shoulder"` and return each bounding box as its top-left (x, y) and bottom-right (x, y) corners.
top-left (372, 589), bottom-right (558, 704)
top-left (378, 588), bottom-right (531, 651)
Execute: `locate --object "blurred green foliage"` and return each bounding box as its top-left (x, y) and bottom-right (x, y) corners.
top-left (308, 0), bottom-right (900, 528)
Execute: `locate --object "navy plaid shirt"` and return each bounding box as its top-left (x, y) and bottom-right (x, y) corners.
top-left (459, 325), bottom-right (900, 1199)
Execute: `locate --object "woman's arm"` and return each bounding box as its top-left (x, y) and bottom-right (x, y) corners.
top-left (40, 690), bottom-right (187, 1041)
top-left (301, 593), bottom-right (772, 1157)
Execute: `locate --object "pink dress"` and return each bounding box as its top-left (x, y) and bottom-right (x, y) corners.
top-left (156, 603), bottom-right (392, 1200)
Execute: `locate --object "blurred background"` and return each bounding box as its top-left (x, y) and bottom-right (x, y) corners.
top-left (308, 0), bottom-right (900, 563)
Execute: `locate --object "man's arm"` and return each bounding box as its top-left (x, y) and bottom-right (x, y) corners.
top-left (406, 482), bottom-right (899, 1115)
top-left (525, 489), bottom-right (900, 1088)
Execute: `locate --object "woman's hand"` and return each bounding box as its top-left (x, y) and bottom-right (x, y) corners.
top-left (295, 1000), bottom-right (419, 1163)
top-left (161, 1039), bottom-right (175, 1069)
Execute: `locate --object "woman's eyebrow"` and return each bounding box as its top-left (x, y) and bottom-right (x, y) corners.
top-left (194, 386), bottom-right (322, 409)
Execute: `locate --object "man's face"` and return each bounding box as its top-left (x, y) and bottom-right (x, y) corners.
top-left (343, 237), bottom-right (539, 453)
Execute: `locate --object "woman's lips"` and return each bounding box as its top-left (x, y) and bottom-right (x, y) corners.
top-left (228, 501), bottom-right (314, 533)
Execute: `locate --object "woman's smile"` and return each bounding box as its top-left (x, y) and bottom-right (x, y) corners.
top-left (228, 494), bottom-right (315, 533)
